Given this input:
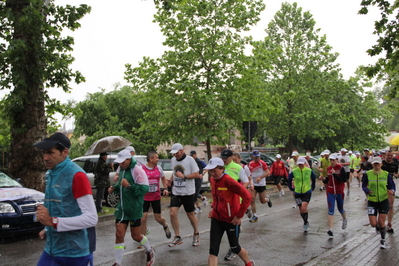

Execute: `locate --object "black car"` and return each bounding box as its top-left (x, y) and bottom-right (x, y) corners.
top-left (239, 152), bottom-right (289, 185)
top-left (0, 172), bottom-right (44, 238)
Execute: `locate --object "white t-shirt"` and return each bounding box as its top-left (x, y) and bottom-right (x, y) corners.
top-left (338, 154), bottom-right (350, 172)
top-left (171, 155), bottom-right (199, 196)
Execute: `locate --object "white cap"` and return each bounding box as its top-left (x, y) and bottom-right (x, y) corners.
top-left (170, 143), bottom-right (184, 154)
top-left (348, 150), bottom-right (353, 154)
top-left (323, 150), bottom-right (330, 154)
top-left (297, 157), bottom-right (307, 165)
top-left (292, 151), bottom-right (299, 156)
top-left (114, 150), bottom-right (132, 163)
top-left (329, 153), bottom-right (338, 160)
top-left (125, 146), bottom-right (135, 152)
top-left (340, 148), bottom-right (348, 152)
top-left (276, 154), bottom-right (282, 159)
top-left (355, 152), bottom-right (361, 155)
top-left (204, 158), bottom-right (224, 169)
top-left (371, 157), bottom-right (382, 164)
top-left (320, 152), bottom-right (325, 156)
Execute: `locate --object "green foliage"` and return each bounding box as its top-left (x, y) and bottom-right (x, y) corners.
top-left (69, 86), bottom-right (160, 159)
top-left (251, 2), bottom-right (389, 153)
top-left (359, 0), bottom-right (399, 99)
top-left (125, 0), bottom-right (268, 158)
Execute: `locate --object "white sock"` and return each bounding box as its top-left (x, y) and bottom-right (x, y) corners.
top-left (139, 236), bottom-right (151, 252)
top-left (114, 243), bottom-right (125, 265)
top-left (254, 213), bottom-right (257, 217)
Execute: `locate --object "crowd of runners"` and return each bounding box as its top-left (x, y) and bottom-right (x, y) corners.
top-left (108, 144), bottom-right (398, 266)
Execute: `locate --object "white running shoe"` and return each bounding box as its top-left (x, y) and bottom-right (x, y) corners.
top-left (202, 196), bottom-right (208, 207)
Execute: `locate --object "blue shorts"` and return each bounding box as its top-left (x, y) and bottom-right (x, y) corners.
top-left (37, 250), bottom-right (92, 266)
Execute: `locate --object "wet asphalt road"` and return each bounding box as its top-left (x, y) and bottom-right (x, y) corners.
top-left (1, 181), bottom-right (399, 266)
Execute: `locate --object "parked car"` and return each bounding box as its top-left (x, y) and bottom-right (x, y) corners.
top-left (157, 158), bottom-right (209, 192)
top-left (239, 152), bottom-right (289, 185)
top-left (0, 171), bottom-right (44, 238)
top-left (71, 154), bottom-right (147, 208)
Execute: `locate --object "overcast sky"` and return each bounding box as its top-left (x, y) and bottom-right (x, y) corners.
top-left (42, 1), bottom-right (382, 127)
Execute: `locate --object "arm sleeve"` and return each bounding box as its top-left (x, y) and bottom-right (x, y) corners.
top-left (57, 194), bottom-right (98, 232)
top-left (72, 172), bottom-right (92, 199)
top-left (288, 172), bottom-right (294, 191)
top-left (311, 171), bottom-right (316, 191)
top-left (362, 174), bottom-right (371, 194)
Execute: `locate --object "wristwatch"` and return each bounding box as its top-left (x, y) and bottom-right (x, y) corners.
top-left (52, 217), bottom-right (58, 229)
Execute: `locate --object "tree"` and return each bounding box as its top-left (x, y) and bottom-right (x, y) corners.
top-left (0, 0), bottom-right (90, 189)
top-left (70, 85), bottom-right (160, 158)
top-left (125, 0), bottom-right (267, 159)
top-left (359, 0), bottom-right (399, 99)
top-left (251, 2), bottom-right (343, 153)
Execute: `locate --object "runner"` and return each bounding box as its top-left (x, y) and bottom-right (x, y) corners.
top-left (362, 157), bottom-right (396, 249)
top-left (248, 150), bottom-right (272, 223)
top-left (318, 150), bottom-right (331, 191)
top-left (351, 152), bottom-right (362, 186)
top-left (288, 157), bottom-right (316, 233)
top-left (338, 148), bottom-right (351, 196)
top-left (205, 158), bottom-right (254, 266)
top-left (141, 151), bottom-right (171, 244)
top-left (320, 153), bottom-right (347, 237)
top-left (270, 154), bottom-right (288, 197)
top-left (381, 150), bottom-right (398, 233)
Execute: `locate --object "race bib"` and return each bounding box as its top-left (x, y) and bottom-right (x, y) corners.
top-left (367, 207), bottom-right (376, 215)
top-left (174, 177), bottom-right (187, 187)
top-left (149, 184), bottom-right (158, 193)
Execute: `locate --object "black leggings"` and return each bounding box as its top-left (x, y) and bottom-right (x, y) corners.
top-left (209, 217), bottom-right (242, 256)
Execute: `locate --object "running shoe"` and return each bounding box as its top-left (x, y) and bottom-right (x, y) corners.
top-left (266, 196), bottom-right (272, 208)
top-left (194, 207), bottom-right (202, 214)
top-left (303, 222), bottom-right (309, 232)
top-left (246, 207), bottom-right (253, 219)
top-left (146, 228), bottom-right (150, 235)
top-left (245, 260), bottom-right (255, 266)
top-left (342, 219), bottom-right (348, 230)
top-left (146, 246), bottom-right (155, 266)
top-left (346, 190), bottom-right (350, 196)
top-left (224, 249), bottom-right (237, 261)
top-left (112, 263), bottom-right (121, 266)
top-left (192, 234), bottom-right (200, 246)
top-left (327, 230), bottom-right (334, 237)
top-left (164, 226), bottom-right (172, 239)
top-left (168, 236), bottom-right (183, 247)
top-left (380, 239), bottom-right (386, 249)
top-left (280, 190), bottom-right (285, 196)
top-left (387, 224), bottom-right (394, 233)
top-left (319, 187), bottom-right (323, 191)
top-left (249, 216), bottom-right (258, 223)
top-left (202, 196), bottom-right (208, 207)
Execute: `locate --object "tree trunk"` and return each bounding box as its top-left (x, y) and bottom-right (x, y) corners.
top-left (205, 139), bottom-right (212, 162)
top-left (7, 0), bottom-right (47, 191)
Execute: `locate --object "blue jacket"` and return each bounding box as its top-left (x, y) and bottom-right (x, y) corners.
top-left (44, 157), bottom-right (89, 257)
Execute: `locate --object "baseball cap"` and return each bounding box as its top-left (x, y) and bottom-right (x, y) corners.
top-left (320, 152), bottom-right (325, 156)
top-left (100, 152), bottom-right (109, 157)
top-left (323, 150), bottom-right (330, 155)
top-left (125, 146), bottom-right (135, 152)
top-left (329, 154), bottom-right (338, 160)
top-left (251, 150), bottom-right (260, 157)
top-left (380, 149), bottom-right (386, 154)
top-left (170, 143), bottom-right (184, 154)
top-left (340, 148), bottom-right (348, 152)
top-left (364, 148), bottom-right (370, 151)
top-left (291, 151), bottom-right (299, 156)
top-left (276, 154), bottom-right (282, 159)
top-left (190, 150), bottom-right (196, 155)
top-left (205, 157), bottom-right (224, 170)
top-left (297, 157), bottom-right (307, 165)
top-left (221, 149), bottom-right (233, 159)
top-left (371, 157), bottom-right (382, 164)
top-left (348, 150), bottom-right (353, 154)
top-left (34, 132), bottom-right (71, 150)
top-left (355, 152), bottom-right (361, 155)
top-left (114, 150), bottom-right (132, 163)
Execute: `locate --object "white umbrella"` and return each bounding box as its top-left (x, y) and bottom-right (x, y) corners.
top-left (84, 136), bottom-right (132, 155)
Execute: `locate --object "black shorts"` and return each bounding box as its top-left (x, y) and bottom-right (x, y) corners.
top-left (273, 175), bottom-right (283, 185)
top-left (170, 194), bottom-right (196, 213)
top-left (143, 199), bottom-right (162, 214)
top-left (350, 169), bottom-right (354, 173)
top-left (367, 199), bottom-right (389, 216)
top-left (294, 192), bottom-right (312, 206)
top-left (254, 186), bottom-right (266, 193)
top-left (194, 178), bottom-right (203, 199)
top-left (115, 219), bottom-right (141, 228)
top-left (345, 172), bottom-right (350, 181)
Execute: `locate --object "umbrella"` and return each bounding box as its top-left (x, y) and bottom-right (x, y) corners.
top-left (85, 136), bottom-right (132, 155)
top-left (390, 135), bottom-right (399, 146)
